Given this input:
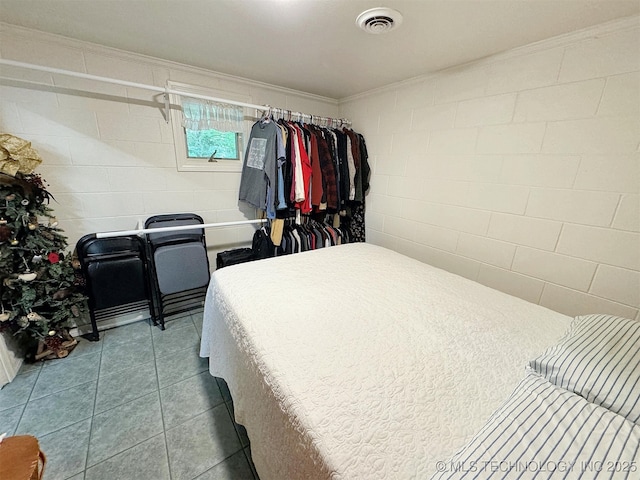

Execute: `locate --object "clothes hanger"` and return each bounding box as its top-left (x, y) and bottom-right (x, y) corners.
top-left (259, 106), bottom-right (273, 123)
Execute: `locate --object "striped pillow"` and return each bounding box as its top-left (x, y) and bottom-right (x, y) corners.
top-left (430, 370), bottom-right (640, 480)
top-left (529, 314), bottom-right (640, 424)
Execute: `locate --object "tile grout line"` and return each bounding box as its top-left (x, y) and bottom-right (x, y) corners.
top-left (7, 316), bottom-right (219, 479)
top-left (222, 389), bottom-right (258, 478)
top-left (81, 335), bottom-right (104, 480)
top-left (12, 360), bottom-right (45, 436)
top-left (9, 340), bottom-right (103, 471)
top-left (91, 367), bottom-right (157, 416)
top-left (83, 321), bottom-right (167, 475)
top-left (84, 432), bottom-right (168, 478)
top-left (26, 352), bottom-right (102, 403)
top-left (195, 310), bottom-right (254, 479)
top-left (203, 316), bottom-right (259, 480)
top-left (14, 381), bottom-right (97, 435)
top-left (151, 318), bottom-right (174, 480)
top-left (82, 322), bottom-right (147, 475)
top-left (177, 405), bottom-right (245, 480)
top-left (68, 313), bottom-right (226, 479)
top-left (84, 361), bottom-right (170, 474)
top-left (186, 312), bottom-right (247, 479)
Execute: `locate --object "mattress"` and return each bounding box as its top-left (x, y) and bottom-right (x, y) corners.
top-left (200, 243), bottom-right (571, 479)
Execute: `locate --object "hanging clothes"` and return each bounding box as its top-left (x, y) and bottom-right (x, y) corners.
top-left (270, 218), bottom-right (350, 257)
top-left (275, 124), bottom-right (288, 210)
top-left (308, 128), bottom-right (323, 208)
top-left (239, 118), bottom-right (278, 211)
top-left (293, 124), bottom-right (312, 214)
top-left (238, 114), bottom-right (371, 243)
top-left (358, 133), bottom-right (371, 197)
top-left (311, 126), bottom-right (339, 211)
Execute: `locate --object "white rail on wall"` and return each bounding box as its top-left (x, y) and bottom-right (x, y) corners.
top-left (95, 219), bottom-right (265, 239)
top-left (0, 59), bottom-right (272, 110)
top-left (0, 59), bottom-right (351, 126)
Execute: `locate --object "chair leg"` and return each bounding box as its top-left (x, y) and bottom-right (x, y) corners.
top-left (148, 284), bottom-right (165, 331)
top-left (149, 300), bottom-right (158, 326)
top-left (87, 308), bottom-right (100, 341)
top-left (145, 263), bottom-right (162, 330)
top-left (83, 331), bottom-right (100, 342)
top-left (158, 296), bottom-right (165, 330)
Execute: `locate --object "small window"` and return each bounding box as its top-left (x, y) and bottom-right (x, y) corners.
top-left (185, 128), bottom-right (239, 160)
top-left (169, 82), bottom-right (251, 172)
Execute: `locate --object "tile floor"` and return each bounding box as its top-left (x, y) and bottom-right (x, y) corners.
top-left (0, 311), bottom-right (260, 480)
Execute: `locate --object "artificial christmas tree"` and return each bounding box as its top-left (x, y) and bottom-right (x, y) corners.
top-left (0, 134), bottom-right (87, 361)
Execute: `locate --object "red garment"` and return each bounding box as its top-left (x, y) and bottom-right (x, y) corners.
top-left (288, 124), bottom-right (299, 203)
top-left (293, 125), bottom-right (312, 213)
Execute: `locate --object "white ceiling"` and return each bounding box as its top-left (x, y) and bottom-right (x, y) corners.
top-left (1, 0), bottom-right (638, 99)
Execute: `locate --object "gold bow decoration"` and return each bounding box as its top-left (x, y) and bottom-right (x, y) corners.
top-left (0, 134), bottom-right (43, 177)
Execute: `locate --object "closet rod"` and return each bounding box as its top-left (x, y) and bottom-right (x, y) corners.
top-left (0, 59), bottom-right (269, 111)
top-left (0, 59), bottom-right (351, 125)
top-left (95, 219), bottom-right (264, 239)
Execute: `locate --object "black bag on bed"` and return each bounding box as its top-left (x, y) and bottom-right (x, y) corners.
top-left (216, 248), bottom-right (255, 269)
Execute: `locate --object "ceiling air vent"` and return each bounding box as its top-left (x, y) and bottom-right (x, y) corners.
top-left (356, 7), bottom-right (403, 34)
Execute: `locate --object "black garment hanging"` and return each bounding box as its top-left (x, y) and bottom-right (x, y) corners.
top-left (261, 217), bottom-right (350, 258)
top-left (334, 129), bottom-right (350, 210)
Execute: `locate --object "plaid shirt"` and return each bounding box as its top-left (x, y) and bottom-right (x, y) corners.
top-left (309, 126), bottom-right (339, 210)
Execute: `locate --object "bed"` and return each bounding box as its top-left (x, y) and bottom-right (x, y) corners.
top-left (199, 243), bottom-right (639, 479)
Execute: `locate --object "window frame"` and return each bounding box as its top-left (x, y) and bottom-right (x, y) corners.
top-left (169, 81), bottom-right (250, 173)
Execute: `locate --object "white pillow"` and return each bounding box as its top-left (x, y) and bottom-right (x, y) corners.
top-left (430, 370), bottom-right (640, 479)
top-left (529, 314), bottom-right (640, 424)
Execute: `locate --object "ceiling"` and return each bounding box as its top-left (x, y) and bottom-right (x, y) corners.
top-left (1, 0), bottom-right (638, 99)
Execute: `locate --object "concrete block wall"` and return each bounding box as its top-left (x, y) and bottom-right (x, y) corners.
top-left (1, 18), bottom-right (637, 321)
top-left (340, 17), bottom-right (640, 320)
top-left (0, 23), bottom-right (339, 263)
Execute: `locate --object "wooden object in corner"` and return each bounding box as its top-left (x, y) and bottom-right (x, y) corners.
top-left (0, 434), bottom-right (46, 480)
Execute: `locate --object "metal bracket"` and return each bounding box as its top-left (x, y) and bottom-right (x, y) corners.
top-left (163, 86), bottom-right (170, 123)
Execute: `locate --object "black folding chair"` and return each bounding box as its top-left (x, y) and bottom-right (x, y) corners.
top-left (75, 234), bottom-right (155, 341)
top-left (144, 213), bottom-right (210, 330)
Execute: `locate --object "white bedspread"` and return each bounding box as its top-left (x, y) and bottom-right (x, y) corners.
top-left (200, 243), bottom-right (571, 480)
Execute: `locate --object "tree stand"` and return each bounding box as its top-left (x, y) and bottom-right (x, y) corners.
top-left (34, 329), bottom-right (78, 361)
